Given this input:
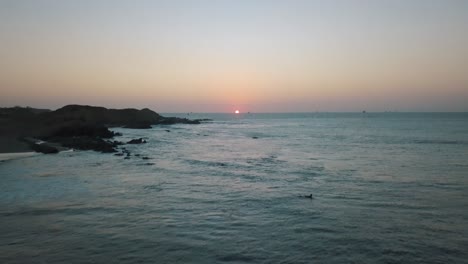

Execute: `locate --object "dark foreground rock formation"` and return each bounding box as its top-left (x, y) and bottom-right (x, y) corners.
top-left (42, 104), bottom-right (202, 127)
top-left (0, 105), bottom-right (210, 154)
top-left (30, 142), bottom-right (60, 154)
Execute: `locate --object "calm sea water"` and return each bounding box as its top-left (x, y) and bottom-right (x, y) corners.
top-left (1, 113), bottom-right (468, 263)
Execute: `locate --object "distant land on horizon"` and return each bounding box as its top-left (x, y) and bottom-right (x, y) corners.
top-left (1, 104), bottom-right (468, 115)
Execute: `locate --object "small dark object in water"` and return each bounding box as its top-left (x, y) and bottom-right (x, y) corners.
top-left (134, 154), bottom-right (141, 157)
top-left (252, 136), bottom-right (258, 139)
top-left (300, 194), bottom-right (313, 199)
top-left (124, 156), bottom-right (130, 160)
top-left (165, 130), bottom-right (171, 132)
top-left (136, 162), bottom-right (154, 166)
top-left (142, 157), bottom-right (151, 160)
top-left (114, 153), bottom-right (124, 156)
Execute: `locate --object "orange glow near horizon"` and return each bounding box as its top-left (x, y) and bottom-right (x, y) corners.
top-left (0, 1), bottom-right (467, 112)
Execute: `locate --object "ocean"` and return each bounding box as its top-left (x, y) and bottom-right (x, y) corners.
top-left (1, 113), bottom-right (467, 263)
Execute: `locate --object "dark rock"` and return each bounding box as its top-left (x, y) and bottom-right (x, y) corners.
top-left (127, 138), bottom-right (146, 144)
top-left (21, 137), bottom-right (62, 154)
top-left (300, 194), bottom-right (314, 199)
top-left (44, 105), bottom-right (163, 127)
top-left (0, 106), bottom-right (50, 119)
top-left (30, 143), bottom-right (59, 154)
top-left (54, 137), bottom-right (118, 153)
top-left (49, 124), bottom-right (116, 138)
top-left (123, 122), bottom-right (152, 129)
top-left (42, 105), bottom-right (205, 127)
top-left (136, 162), bottom-right (155, 166)
top-left (2, 104), bottom-right (206, 154)
top-left (158, 117), bottom-right (201, 125)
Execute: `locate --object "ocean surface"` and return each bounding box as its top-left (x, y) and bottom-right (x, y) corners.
top-left (1, 113), bottom-right (468, 264)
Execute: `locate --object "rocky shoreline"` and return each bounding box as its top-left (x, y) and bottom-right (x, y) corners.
top-left (0, 105), bottom-right (210, 154)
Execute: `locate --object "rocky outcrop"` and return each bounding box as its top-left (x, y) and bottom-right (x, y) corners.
top-left (49, 123), bottom-right (117, 138)
top-left (33, 123), bottom-right (120, 153)
top-left (57, 137), bottom-right (119, 153)
top-left (1, 104), bottom-right (207, 154)
top-left (0, 106), bottom-right (50, 120)
top-left (42, 105), bottom-right (163, 127)
top-left (20, 137), bottom-right (63, 154)
top-left (123, 122), bottom-right (152, 129)
top-left (158, 117), bottom-right (200, 125)
top-left (30, 143), bottom-right (59, 154)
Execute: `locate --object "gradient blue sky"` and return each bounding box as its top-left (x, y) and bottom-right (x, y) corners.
top-left (1, 0), bottom-right (467, 112)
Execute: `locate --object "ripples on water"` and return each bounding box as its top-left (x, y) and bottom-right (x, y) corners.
top-left (1, 113), bottom-right (468, 263)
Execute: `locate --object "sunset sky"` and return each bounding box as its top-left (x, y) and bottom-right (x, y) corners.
top-left (1, 0), bottom-right (467, 112)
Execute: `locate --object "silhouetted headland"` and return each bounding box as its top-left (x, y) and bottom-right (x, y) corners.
top-left (0, 105), bottom-right (211, 154)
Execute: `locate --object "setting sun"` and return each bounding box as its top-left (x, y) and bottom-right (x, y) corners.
top-left (235, 110), bottom-right (240, 114)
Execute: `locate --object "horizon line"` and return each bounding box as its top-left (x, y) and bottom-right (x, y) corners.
top-left (2, 105), bottom-right (468, 114)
